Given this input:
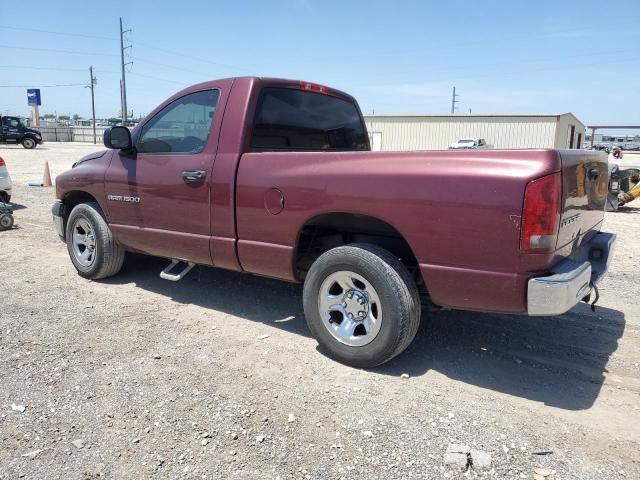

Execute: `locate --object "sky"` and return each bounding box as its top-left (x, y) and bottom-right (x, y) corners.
top-left (1, 0), bottom-right (639, 134)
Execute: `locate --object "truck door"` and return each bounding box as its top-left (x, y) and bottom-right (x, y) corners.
top-left (105, 87), bottom-right (226, 265)
top-left (1, 117), bottom-right (22, 143)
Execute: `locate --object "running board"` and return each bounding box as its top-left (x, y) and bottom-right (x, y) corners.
top-left (160, 260), bottom-right (195, 281)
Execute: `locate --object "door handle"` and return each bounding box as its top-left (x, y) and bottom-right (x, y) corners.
top-left (182, 170), bottom-right (207, 183)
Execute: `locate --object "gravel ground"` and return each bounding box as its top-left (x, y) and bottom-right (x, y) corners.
top-left (1, 143), bottom-right (639, 480)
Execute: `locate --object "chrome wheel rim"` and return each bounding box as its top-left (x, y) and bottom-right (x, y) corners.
top-left (318, 271), bottom-right (382, 347)
top-left (71, 218), bottom-right (97, 267)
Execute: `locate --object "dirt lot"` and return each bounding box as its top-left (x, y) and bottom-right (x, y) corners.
top-left (1, 143), bottom-right (639, 479)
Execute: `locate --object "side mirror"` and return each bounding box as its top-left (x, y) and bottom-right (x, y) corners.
top-left (104, 126), bottom-right (132, 150)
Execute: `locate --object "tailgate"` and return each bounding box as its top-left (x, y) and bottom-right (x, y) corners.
top-left (556, 150), bottom-right (608, 250)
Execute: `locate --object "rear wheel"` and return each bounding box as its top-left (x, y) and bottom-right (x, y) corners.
top-left (65, 202), bottom-right (124, 279)
top-left (303, 244), bottom-right (421, 368)
top-left (22, 138), bottom-right (36, 149)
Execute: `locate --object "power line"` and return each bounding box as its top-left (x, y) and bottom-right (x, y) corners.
top-left (128, 72), bottom-right (187, 86)
top-left (3, 45), bottom-right (118, 57)
top-left (0, 24), bottom-right (114, 40)
top-left (135, 41), bottom-right (252, 73)
top-left (0, 25), bottom-right (251, 73)
top-left (132, 58), bottom-right (213, 78)
top-left (0, 64), bottom-right (88, 72)
top-left (0, 83), bottom-right (87, 88)
top-left (0, 62), bottom-right (189, 87)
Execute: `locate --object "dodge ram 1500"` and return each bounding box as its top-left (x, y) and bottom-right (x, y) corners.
top-left (52, 77), bottom-right (615, 367)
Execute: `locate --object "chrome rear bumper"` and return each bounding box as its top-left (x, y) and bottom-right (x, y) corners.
top-left (527, 232), bottom-right (616, 316)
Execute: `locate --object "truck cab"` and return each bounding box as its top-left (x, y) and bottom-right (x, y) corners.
top-left (0, 115), bottom-right (43, 149)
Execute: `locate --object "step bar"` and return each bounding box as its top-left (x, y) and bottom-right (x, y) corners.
top-left (160, 259), bottom-right (195, 281)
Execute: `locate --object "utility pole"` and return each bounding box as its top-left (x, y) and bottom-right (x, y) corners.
top-left (88, 66), bottom-right (97, 144)
top-left (451, 86), bottom-right (459, 114)
top-left (119, 17), bottom-right (132, 124)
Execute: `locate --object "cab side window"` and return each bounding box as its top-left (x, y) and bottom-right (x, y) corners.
top-left (251, 88), bottom-right (368, 151)
top-left (137, 89), bottom-right (220, 154)
top-left (2, 118), bottom-right (19, 128)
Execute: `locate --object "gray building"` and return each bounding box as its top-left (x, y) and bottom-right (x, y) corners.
top-left (365, 113), bottom-right (585, 151)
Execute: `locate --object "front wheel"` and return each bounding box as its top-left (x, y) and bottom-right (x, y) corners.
top-left (65, 202), bottom-right (125, 279)
top-left (303, 244), bottom-right (421, 368)
top-left (22, 138), bottom-right (36, 149)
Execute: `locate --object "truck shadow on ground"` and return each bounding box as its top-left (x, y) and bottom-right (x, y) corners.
top-left (382, 303), bottom-right (625, 411)
top-left (613, 205), bottom-right (640, 214)
top-left (107, 254), bottom-right (624, 411)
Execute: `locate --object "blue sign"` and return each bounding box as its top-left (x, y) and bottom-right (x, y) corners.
top-left (27, 89), bottom-right (41, 106)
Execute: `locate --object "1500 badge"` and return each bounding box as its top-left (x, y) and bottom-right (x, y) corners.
top-left (107, 194), bottom-right (140, 203)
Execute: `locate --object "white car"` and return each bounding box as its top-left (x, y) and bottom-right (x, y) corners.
top-left (0, 156), bottom-right (12, 203)
top-left (449, 138), bottom-right (491, 149)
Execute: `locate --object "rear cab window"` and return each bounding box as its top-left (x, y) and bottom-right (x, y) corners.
top-left (251, 87), bottom-right (368, 152)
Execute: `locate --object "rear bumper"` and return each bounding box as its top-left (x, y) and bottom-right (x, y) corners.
top-left (52, 200), bottom-right (65, 241)
top-left (527, 232), bottom-right (616, 315)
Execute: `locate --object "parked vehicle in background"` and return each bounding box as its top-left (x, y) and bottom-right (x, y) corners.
top-left (52, 76), bottom-right (615, 368)
top-left (593, 143), bottom-right (610, 152)
top-left (0, 156), bottom-right (12, 203)
top-left (0, 115), bottom-right (43, 149)
top-left (448, 138), bottom-right (491, 149)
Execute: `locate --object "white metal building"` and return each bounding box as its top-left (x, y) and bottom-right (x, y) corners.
top-left (364, 113), bottom-right (585, 151)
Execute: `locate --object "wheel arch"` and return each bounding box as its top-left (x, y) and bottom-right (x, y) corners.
top-left (61, 191), bottom-right (105, 237)
top-left (293, 211), bottom-right (425, 292)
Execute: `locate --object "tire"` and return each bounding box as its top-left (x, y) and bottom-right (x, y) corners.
top-left (0, 214), bottom-right (13, 230)
top-left (22, 137), bottom-right (36, 149)
top-left (65, 202), bottom-right (125, 279)
top-left (303, 244), bottom-right (421, 368)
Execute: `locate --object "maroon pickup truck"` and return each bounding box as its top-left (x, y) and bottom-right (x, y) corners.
top-left (52, 77), bottom-right (615, 367)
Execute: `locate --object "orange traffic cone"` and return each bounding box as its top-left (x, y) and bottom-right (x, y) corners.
top-left (42, 161), bottom-right (53, 187)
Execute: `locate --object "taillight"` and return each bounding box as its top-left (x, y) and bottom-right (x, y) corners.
top-left (0, 157), bottom-right (5, 166)
top-left (520, 172), bottom-right (562, 252)
top-left (299, 81), bottom-right (330, 94)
